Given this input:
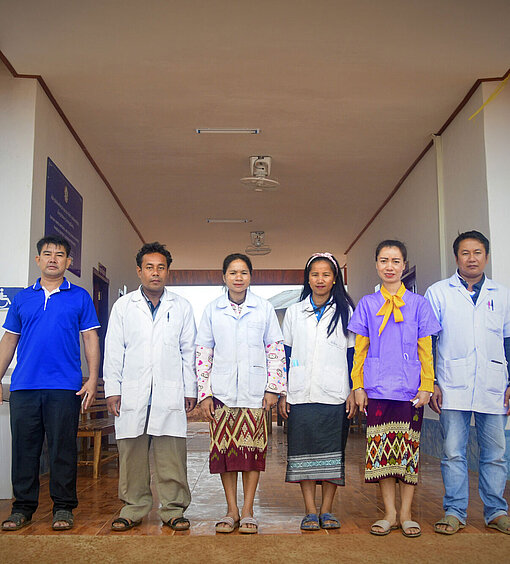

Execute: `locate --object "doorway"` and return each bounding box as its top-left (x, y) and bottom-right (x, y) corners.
top-left (92, 268), bottom-right (109, 378)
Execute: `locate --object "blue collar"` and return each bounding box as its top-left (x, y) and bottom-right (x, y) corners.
top-left (310, 295), bottom-right (332, 322)
top-left (457, 271), bottom-right (485, 304)
top-left (141, 288), bottom-right (162, 319)
top-left (33, 277), bottom-right (71, 291)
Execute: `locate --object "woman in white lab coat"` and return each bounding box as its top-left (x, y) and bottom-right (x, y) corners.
top-left (196, 253), bottom-right (286, 534)
top-left (278, 252), bottom-right (356, 531)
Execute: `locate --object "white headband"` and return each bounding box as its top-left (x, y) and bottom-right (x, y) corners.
top-left (306, 252), bottom-right (339, 274)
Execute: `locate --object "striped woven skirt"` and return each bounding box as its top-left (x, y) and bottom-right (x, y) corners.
top-left (209, 398), bottom-right (268, 473)
top-left (285, 403), bottom-right (348, 485)
top-left (365, 398), bottom-right (423, 485)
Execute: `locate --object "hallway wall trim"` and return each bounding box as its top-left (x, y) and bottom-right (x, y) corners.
top-left (344, 68), bottom-right (510, 255)
top-left (0, 50), bottom-right (145, 244)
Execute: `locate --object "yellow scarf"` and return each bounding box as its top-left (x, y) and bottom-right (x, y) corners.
top-left (376, 283), bottom-right (406, 335)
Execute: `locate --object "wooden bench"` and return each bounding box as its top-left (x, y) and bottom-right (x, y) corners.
top-left (77, 379), bottom-right (118, 478)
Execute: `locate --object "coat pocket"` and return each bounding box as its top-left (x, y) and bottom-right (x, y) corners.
top-left (485, 360), bottom-right (508, 394)
top-left (249, 365), bottom-right (267, 397)
top-left (120, 381), bottom-right (138, 412)
top-left (161, 381), bottom-right (184, 411)
top-left (288, 364), bottom-right (306, 393)
top-left (444, 358), bottom-right (469, 390)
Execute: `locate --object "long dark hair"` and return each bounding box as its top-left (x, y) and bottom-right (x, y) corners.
top-left (300, 253), bottom-right (355, 337)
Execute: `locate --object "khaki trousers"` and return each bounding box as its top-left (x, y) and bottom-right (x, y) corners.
top-left (117, 434), bottom-right (191, 523)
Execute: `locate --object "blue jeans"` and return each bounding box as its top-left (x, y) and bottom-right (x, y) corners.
top-left (440, 409), bottom-right (508, 524)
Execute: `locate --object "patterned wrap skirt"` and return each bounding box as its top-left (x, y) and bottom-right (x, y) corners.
top-left (209, 398), bottom-right (268, 473)
top-left (365, 398), bottom-right (423, 485)
top-left (286, 403), bottom-right (348, 486)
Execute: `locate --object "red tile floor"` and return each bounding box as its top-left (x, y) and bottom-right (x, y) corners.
top-left (1, 422), bottom-right (509, 537)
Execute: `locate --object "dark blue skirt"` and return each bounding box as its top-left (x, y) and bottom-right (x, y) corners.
top-left (286, 402), bottom-right (348, 485)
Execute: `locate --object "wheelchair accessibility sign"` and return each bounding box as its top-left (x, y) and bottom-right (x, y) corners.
top-left (0, 287), bottom-right (23, 311)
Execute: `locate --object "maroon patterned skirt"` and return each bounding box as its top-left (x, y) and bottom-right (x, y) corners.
top-left (209, 398), bottom-right (268, 473)
top-left (365, 399), bottom-right (423, 485)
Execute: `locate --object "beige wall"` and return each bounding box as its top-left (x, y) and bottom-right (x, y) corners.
top-left (29, 81), bottom-right (141, 302)
top-left (440, 86), bottom-right (491, 277)
top-left (483, 80), bottom-right (510, 286)
top-left (0, 65), bottom-right (36, 289)
top-left (347, 148), bottom-right (440, 303)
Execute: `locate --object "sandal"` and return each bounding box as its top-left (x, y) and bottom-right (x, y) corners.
top-left (111, 517), bottom-right (142, 531)
top-left (52, 510), bottom-right (74, 531)
top-left (319, 513), bottom-right (341, 529)
top-left (215, 516), bottom-right (239, 534)
top-left (239, 516), bottom-right (258, 534)
top-left (401, 520), bottom-right (421, 538)
top-left (1, 513), bottom-right (32, 531)
top-left (370, 519), bottom-right (399, 536)
top-left (300, 513), bottom-right (320, 531)
top-left (487, 515), bottom-right (510, 535)
top-left (165, 516), bottom-right (190, 531)
top-left (434, 515), bottom-right (465, 535)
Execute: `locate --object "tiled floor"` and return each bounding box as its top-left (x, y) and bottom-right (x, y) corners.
top-left (1, 421), bottom-right (509, 536)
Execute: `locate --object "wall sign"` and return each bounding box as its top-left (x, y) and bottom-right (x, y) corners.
top-left (44, 158), bottom-right (83, 277)
top-left (0, 287), bottom-right (24, 311)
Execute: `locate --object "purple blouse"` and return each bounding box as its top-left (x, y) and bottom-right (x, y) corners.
top-left (347, 289), bottom-right (441, 401)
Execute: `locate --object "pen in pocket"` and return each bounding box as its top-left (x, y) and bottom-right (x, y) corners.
top-left (490, 359), bottom-right (503, 365)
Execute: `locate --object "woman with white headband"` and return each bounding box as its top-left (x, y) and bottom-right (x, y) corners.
top-left (278, 252), bottom-right (356, 531)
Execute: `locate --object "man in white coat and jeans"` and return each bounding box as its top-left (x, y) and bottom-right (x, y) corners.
top-left (104, 242), bottom-right (197, 531)
top-left (425, 230), bottom-right (510, 535)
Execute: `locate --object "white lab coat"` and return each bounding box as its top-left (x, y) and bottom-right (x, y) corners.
top-left (103, 287), bottom-right (197, 439)
top-left (425, 274), bottom-right (510, 414)
top-left (283, 299), bottom-right (355, 405)
top-left (196, 290), bottom-right (283, 408)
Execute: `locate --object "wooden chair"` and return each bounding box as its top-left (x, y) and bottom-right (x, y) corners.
top-left (77, 379), bottom-right (118, 478)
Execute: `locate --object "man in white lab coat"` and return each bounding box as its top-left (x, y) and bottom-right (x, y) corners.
top-left (425, 231), bottom-right (510, 535)
top-left (104, 242), bottom-right (197, 531)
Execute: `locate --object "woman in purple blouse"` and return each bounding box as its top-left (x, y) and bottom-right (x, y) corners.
top-left (348, 240), bottom-right (440, 538)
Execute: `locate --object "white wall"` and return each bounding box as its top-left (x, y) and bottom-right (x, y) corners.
top-left (0, 65), bottom-right (36, 289)
top-left (483, 80), bottom-right (510, 286)
top-left (347, 148), bottom-right (440, 303)
top-left (440, 86), bottom-right (491, 277)
top-left (29, 81), bottom-right (141, 301)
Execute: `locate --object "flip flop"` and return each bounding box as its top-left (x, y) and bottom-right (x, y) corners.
top-left (434, 515), bottom-right (465, 535)
top-left (52, 510), bottom-right (74, 531)
top-left (401, 520), bottom-right (421, 538)
top-left (300, 513), bottom-right (320, 531)
top-left (165, 516), bottom-right (190, 531)
top-left (111, 517), bottom-right (142, 531)
top-left (215, 516), bottom-right (239, 534)
top-left (370, 519), bottom-right (399, 536)
top-left (239, 516), bottom-right (258, 534)
top-left (319, 513), bottom-right (341, 529)
top-left (1, 513), bottom-right (32, 531)
top-left (487, 515), bottom-right (510, 535)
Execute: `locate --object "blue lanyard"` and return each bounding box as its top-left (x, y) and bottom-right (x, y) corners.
top-left (310, 296), bottom-right (330, 322)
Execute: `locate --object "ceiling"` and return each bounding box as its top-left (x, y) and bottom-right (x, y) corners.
top-left (1, 0), bottom-right (509, 269)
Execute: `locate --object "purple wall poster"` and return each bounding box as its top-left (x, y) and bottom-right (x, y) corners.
top-left (44, 158), bottom-right (83, 277)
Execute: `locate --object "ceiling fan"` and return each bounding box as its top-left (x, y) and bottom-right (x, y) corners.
top-left (240, 156), bottom-right (280, 192)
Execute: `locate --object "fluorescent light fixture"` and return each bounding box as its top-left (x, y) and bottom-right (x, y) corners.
top-left (207, 218), bottom-right (252, 223)
top-left (196, 128), bottom-right (260, 134)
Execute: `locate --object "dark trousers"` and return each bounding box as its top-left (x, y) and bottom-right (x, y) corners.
top-left (10, 389), bottom-right (81, 519)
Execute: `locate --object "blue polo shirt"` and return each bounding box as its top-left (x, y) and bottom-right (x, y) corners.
top-left (3, 278), bottom-right (100, 391)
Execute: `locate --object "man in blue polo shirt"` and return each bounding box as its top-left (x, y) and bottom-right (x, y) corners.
top-left (0, 235), bottom-right (100, 532)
